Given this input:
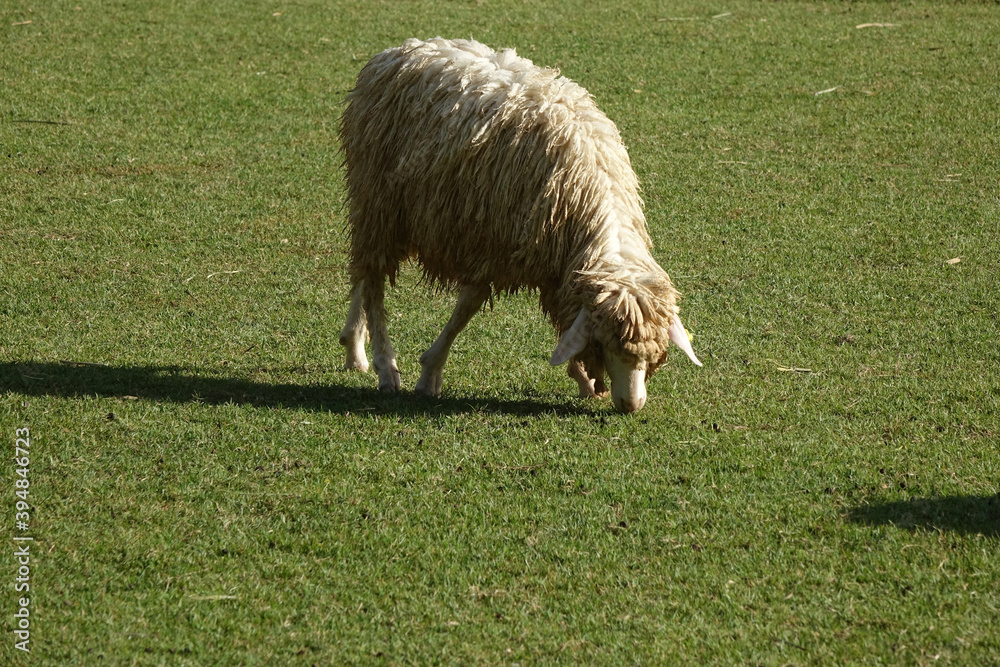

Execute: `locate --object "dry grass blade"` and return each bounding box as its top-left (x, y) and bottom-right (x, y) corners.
top-left (60, 360), bottom-right (110, 368)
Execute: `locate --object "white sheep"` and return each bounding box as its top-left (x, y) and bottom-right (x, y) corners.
top-left (338, 37), bottom-right (701, 412)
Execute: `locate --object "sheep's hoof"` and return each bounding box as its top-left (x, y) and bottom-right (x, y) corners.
top-left (375, 365), bottom-right (401, 392)
top-left (414, 370), bottom-right (443, 398)
top-left (342, 338), bottom-right (369, 373)
top-left (344, 359), bottom-right (369, 373)
top-left (578, 388), bottom-right (610, 399)
top-left (378, 378), bottom-right (401, 393)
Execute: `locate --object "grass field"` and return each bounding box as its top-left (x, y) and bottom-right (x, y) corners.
top-left (2, 0), bottom-right (998, 663)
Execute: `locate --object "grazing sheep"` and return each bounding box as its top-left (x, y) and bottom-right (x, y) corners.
top-left (339, 37), bottom-right (701, 413)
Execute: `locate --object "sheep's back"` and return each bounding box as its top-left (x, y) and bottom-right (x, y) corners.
top-left (341, 38), bottom-right (645, 292)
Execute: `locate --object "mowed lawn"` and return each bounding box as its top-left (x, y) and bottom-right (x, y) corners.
top-left (2, 0), bottom-right (998, 663)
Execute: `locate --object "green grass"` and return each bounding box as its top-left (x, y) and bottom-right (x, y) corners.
top-left (2, 0), bottom-right (999, 663)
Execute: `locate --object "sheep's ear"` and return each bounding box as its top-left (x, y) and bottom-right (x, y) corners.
top-left (550, 309), bottom-right (591, 366)
top-left (668, 315), bottom-right (703, 367)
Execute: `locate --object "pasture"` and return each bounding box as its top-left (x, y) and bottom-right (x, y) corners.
top-left (2, 0), bottom-right (998, 663)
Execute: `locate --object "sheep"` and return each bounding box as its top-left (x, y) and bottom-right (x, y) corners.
top-left (338, 37), bottom-right (702, 413)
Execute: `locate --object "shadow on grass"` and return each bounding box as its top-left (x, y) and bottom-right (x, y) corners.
top-left (847, 495), bottom-right (1000, 538)
top-left (1, 360), bottom-right (595, 418)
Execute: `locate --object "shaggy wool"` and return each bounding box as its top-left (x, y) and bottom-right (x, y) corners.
top-left (341, 37), bottom-right (685, 373)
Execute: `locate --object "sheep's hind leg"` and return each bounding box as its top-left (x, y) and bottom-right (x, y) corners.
top-left (415, 284), bottom-right (491, 397)
top-left (361, 275), bottom-right (401, 392)
top-left (339, 281), bottom-right (369, 372)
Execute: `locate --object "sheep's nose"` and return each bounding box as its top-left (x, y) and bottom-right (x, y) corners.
top-left (614, 394), bottom-right (646, 413)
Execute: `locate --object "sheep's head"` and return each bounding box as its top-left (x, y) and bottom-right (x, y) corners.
top-left (550, 270), bottom-right (702, 413)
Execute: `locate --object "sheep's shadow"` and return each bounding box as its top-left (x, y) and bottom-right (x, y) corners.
top-left (1, 361), bottom-right (594, 418)
top-left (847, 494), bottom-right (1000, 538)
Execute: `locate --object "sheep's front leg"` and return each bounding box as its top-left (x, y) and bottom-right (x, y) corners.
top-left (339, 282), bottom-right (369, 372)
top-left (568, 358), bottom-right (609, 399)
top-left (361, 275), bottom-right (401, 392)
top-left (568, 359), bottom-right (596, 398)
top-left (415, 284), bottom-right (491, 397)
top-left (566, 356), bottom-right (609, 398)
